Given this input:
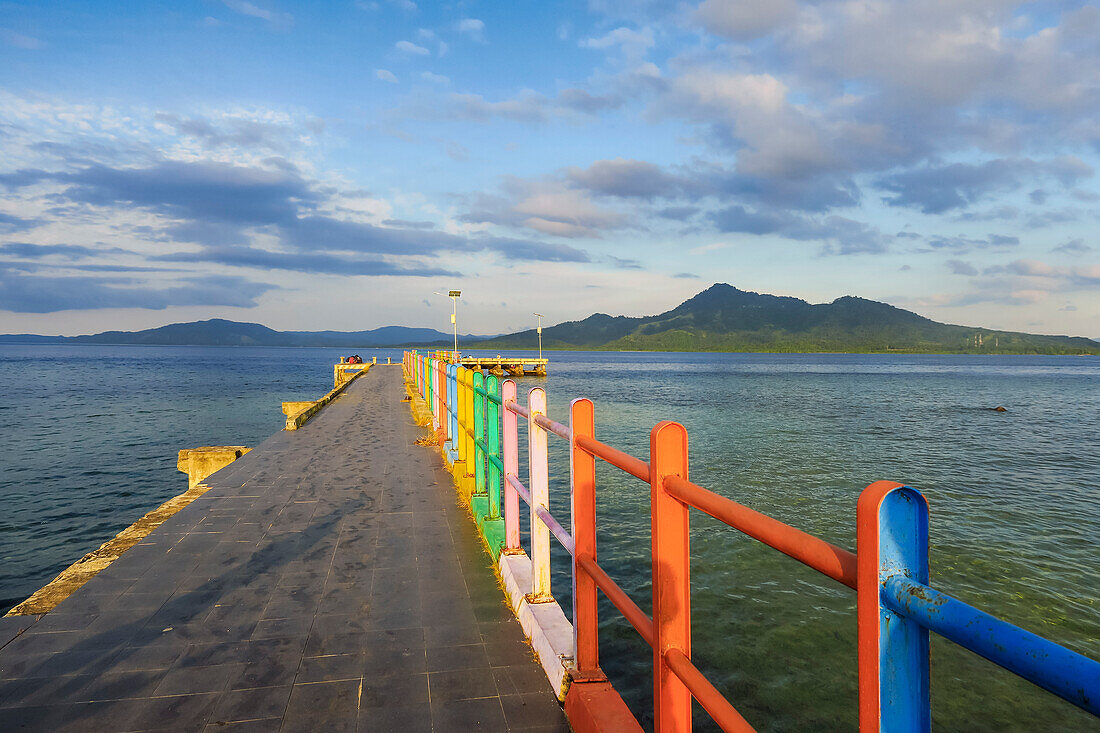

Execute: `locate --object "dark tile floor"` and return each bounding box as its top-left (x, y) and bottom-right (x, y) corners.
top-left (0, 367), bottom-right (570, 732)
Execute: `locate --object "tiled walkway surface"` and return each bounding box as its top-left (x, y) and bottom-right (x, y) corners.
top-left (0, 367), bottom-right (570, 732)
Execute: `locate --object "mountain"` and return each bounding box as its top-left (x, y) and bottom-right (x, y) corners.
top-left (0, 320), bottom-right (488, 347)
top-left (1, 286), bottom-right (1094, 353)
top-left (475, 284), bottom-right (1099, 355)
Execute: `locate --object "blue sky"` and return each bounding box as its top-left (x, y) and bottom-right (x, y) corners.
top-left (0, 0), bottom-right (1097, 337)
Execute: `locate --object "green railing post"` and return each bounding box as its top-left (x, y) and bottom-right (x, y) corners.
top-left (487, 376), bottom-right (501, 519)
top-left (473, 370), bottom-right (486, 496)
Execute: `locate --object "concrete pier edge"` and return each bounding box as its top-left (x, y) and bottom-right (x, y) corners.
top-left (404, 375), bottom-right (577, 704)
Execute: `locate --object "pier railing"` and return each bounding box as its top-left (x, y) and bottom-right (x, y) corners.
top-left (402, 350), bottom-right (1099, 732)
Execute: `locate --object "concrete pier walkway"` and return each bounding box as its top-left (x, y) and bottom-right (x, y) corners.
top-left (0, 367), bottom-right (570, 732)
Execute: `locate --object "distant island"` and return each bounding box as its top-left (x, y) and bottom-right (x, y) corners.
top-left (1, 284), bottom-right (1096, 354)
top-left (476, 284), bottom-right (1098, 355)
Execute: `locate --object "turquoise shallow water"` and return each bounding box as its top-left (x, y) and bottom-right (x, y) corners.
top-left (2, 346), bottom-right (1097, 731)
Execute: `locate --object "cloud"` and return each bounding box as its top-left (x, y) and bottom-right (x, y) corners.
top-left (922, 234), bottom-right (1020, 252)
top-left (375, 69), bottom-right (398, 83)
top-left (395, 40), bottom-right (430, 56)
top-left (919, 258), bottom-right (1100, 308)
top-left (0, 266), bottom-right (276, 313)
top-left (581, 26), bottom-right (655, 60)
top-left (0, 29), bottom-right (42, 49)
top-left (221, 0), bottom-right (293, 28)
top-left (456, 18), bottom-right (485, 41)
top-left (0, 242), bottom-right (132, 259)
top-left (566, 158), bottom-right (682, 199)
top-left (478, 237), bottom-right (589, 263)
top-left (381, 218), bottom-right (434, 229)
top-left (55, 161), bottom-right (318, 226)
top-left (154, 246), bottom-right (456, 277)
top-left (657, 206), bottom-right (699, 221)
top-left (152, 112), bottom-right (306, 153)
top-left (608, 255), bottom-right (643, 269)
top-left (461, 179), bottom-right (626, 238)
top-left (877, 158), bottom-right (1094, 214)
top-left (946, 259), bottom-right (978, 276)
top-left (556, 88), bottom-right (623, 114)
top-left (710, 205), bottom-right (888, 254)
top-left (420, 71), bottom-right (449, 85)
top-left (0, 212), bottom-right (42, 233)
top-left (1052, 239), bottom-right (1092, 255)
top-left (693, 0), bottom-right (797, 41)
top-left (445, 92), bottom-right (550, 123)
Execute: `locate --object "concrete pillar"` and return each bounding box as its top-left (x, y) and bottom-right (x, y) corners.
top-left (177, 446), bottom-right (250, 489)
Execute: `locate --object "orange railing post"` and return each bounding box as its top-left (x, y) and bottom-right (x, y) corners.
top-left (651, 421), bottom-right (692, 732)
top-left (571, 398), bottom-right (600, 678)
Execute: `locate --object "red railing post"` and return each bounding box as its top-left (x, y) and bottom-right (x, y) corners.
top-left (571, 398), bottom-right (601, 678)
top-left (502, 379), bottom-right (522, 553)
top-left (651, 421), bottom-right (692, 732)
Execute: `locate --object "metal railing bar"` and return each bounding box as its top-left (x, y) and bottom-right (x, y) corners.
top-left (539, 506), bottom-right (575, 556)
top-left (506, 400), bottom-right (530, 419)
top-left (574, 434), bottom-right (651, 483)
top-left (533, 413), bottom-right (572, 441)
top-left (881, 575), bottom-right (1100, 715)
top-left (576, 554), bottom-right (655, 648)
top-left (664, 475), bottom-right (858, 590)
top-left (664, 648), bottom-right (756, 732)
top-left (506, 473), bottom-right (532, 506)
top-left (504, 475), bottom-right (575, 555)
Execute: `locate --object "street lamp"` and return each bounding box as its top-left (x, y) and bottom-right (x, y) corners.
top-left (533, 312), bottom-right (543, 360)
top-left (435, 290), bottom-right (461, 358)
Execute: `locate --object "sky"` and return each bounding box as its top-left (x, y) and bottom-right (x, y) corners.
top-left (0, 0), bottom-right (1097, 338)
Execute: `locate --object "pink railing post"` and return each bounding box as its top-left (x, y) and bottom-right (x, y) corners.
top-left (502, 380), bottom-right (521, 553)
top-left (435, 358), bottom-right (444, 435)
top-left (651, 421), bottom-right (692, 732)
top-left (528, 387), bottom-right (552, 602)
top-left (571, 398), bottom-right (600, 678)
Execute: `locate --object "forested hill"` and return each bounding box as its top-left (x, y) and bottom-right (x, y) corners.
top-left (475, 284), bottom-right (1099, 355)
top-left (0, 320), bottom-right (485, 347)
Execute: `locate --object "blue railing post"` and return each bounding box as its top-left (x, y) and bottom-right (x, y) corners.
top-left (858, 481), bottom-right (931, 733)
top-left (447, 364), bottom-right (459, 464)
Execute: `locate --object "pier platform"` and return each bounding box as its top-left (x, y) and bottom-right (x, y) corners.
top-left (0, 367), bottom-right (569, 732)
top-left (458, 357), bottom-right (546, 377)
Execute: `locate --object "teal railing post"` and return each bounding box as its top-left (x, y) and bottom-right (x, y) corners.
top-left (857, 481), bottom-right (930, 733)
top-left (486, 376), bottom-right (501, 519)
top-left (473, 370), bottom-right (486, 496)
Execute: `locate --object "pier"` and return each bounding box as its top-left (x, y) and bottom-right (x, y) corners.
top-left (0, 366), bottom-right (568, 731)
top-left (0, 356), bottom-right (1097, 732)
top-left (424, 351), bottom-right (549, 377)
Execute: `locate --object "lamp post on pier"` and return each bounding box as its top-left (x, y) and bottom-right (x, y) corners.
top-left (533, 313), bottom-right (543, 360)
top-left (434, 290), bottom-right (461, 360)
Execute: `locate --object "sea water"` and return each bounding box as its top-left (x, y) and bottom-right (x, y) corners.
top-left (1, 346), bottom-right (1097, 731)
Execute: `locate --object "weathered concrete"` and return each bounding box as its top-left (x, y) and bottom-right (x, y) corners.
top-left (285, 364), bottom-right (372, 430)
top-left (0, 367), bottom-right (569, 732)
top-left (6, 481), bottom-right (224, 617)
top-left (177, 447), bottom-right (251, 490)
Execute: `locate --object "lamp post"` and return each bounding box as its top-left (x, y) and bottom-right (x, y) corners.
top-left (434, 290), bottom-right (462, 359)
top-left (533, 312), bottom-right (543, 360)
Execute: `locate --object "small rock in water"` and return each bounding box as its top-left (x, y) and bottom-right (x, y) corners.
top-left (993, 406), bottom-right (1007, 412)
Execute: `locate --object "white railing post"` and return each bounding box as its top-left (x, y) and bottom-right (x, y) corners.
top-left (527, 387), bottom-right (551, 601)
